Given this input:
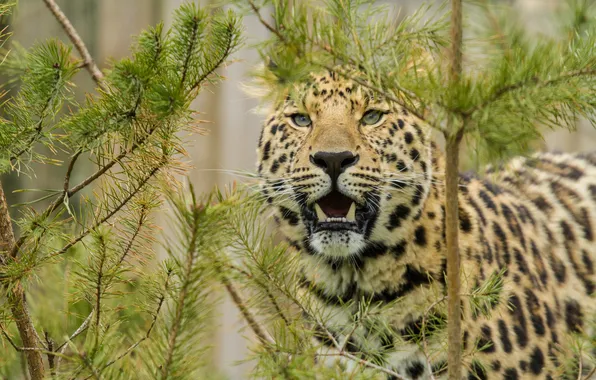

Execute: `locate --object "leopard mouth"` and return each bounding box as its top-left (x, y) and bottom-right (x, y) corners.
top-left (302, 190), bottom-right (378, 235)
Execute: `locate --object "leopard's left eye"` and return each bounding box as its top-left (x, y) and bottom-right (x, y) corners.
top-left (290, 114), bottom-right (312, 128)
top-left (361, 110), bottom-right (384, 126)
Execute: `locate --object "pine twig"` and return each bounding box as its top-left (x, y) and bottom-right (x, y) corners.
top-left (461, 67), bottom-right (596, 118)
top-left (46, 165), bottom-right (162, 261)
top-left (55, 310), bottom-right (93, 373)
top-left (259, 270), bottom-right (407, 379)
top-left (42, 0), bottom-right (106, 91)
top-left (221, 274), bottom-right (275, 346)
top-left (160, 207), bottom-right (201, 380)
top-left (421, 296), bottom-right (447, 379)
top-left (90, 271), bottom-right (172, 376)
top-left (45, 331), bottom-right (56, 376)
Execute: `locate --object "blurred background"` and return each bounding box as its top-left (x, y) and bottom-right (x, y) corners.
top-left (2, 0), bottom-right (595, 378)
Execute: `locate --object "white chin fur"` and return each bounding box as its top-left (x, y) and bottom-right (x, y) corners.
top-left (310, 230), bottom-right (366, 258)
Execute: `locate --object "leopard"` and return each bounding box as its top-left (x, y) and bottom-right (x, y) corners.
top-left (254, 68), bottom-right (596, 380)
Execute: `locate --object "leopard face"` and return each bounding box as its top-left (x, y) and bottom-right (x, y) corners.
top-left (257, 70), bottom-right (432, 259)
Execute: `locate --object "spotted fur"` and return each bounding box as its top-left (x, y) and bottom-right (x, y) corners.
top-left (256, 69), bottom-right (596, 379)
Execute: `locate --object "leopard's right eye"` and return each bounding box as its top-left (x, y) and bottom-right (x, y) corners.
top-left (290, 114), bottom-right (312, 128)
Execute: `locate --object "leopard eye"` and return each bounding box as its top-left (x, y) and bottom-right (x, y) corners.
top-left (361, 110), bottom-right (384, 126)
top-left (290, 113), bottom-right (312, 128)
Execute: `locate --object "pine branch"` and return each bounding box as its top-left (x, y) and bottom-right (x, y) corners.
top-left (42, 0), bottom-right (106, 91)
top-left (0, 181), bottom-right (45, 380)
top-left (160, 207), bottom-right (202, 380)
top-left (91, 271), bottom-right (172, 376)
top-left (53, 311), bottom-right (93, 374)
top-left (221, 273), bottom-right (275, 346)
top-left (10, 137), bottom-right (158, 259)
top-left (45, 165), bottom-right (162, 262)
top-left (462, 67), bottom-right (596, 118)
top-left (92, 243), bottom-right (107, 352)
top-left (446, 1), bottom-right (463, 379)
top-left (583, 367), bottom-right (596, 380)
top-left (9, 86), bottom-right (57, 163)
top-left (45, 331), bottom-right (55, 376)
top-left (260, 268), bottom-right (406, 379)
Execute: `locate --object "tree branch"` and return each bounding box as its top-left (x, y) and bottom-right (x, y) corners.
top-left (221, 274), bottom-right (275, 346)
top-left (55, 310), bottom-right (93, 373)
top-left (42, 0), bottom-right (106, 91)
top-left (10, 129), bottom-right (157, 259)
top-left (45, 165), bottom-right (162, 261)
top-left (446, 1), bottom-right (463, 379)
top-left (160, 205), bottom-right (201, 380)
top-left (0, 181), bottom-right (45, 380)
top-left (94, 271), bottom-right (171, 375)
top-left (462, 68), bottom-right (596, 117)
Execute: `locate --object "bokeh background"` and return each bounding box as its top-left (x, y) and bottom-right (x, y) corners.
top-left (3, 0), bottom-right (595, 378)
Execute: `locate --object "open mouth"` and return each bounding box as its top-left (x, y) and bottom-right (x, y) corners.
top-left (303, 191), bottom-right (377, 234)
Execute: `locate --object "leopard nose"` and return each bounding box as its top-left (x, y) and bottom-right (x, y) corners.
top-left (309, 151), bottom-right (360, 184)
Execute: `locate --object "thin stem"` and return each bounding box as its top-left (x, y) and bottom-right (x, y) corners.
top-left (115, 206), bottom-right (148, 267)
top-left (160, 207), bottom-right (201, 380)
top-left (221, 274), bottom-right (275, 346)
top-left (10, 124), bottom-right (159, 259)
top-left (55, 310), bottom-right (93, 372)
top-left (45, 331), bottom-right (56, 376)
top-left (93, 247), bottom-right (107, 352)
top-left (42, 0), bottom-right (106, 91)
top-left (94, 271), bottom-right (172, 375)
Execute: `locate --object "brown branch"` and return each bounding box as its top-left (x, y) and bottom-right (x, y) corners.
top-left (446, 1), bottom-right (463, 379)
top-left (583, 366), bottom-right (596, 380)
top-left (221, 274), bottom-right (275, 346)
top-left (115, 204), bottom-right (149, 268)
top-left (45, 331), bottom-right (56, 376)
top-left (226, 262), bottom-right (290, 326)
top-left (0, 181), bottom-right (45, 380)
top-left (42, 0), bottom-right (106, 91)
top-left (93, 247), bottom-right (106, 352)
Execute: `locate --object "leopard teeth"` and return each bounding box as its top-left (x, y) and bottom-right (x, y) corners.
top-left (326, 217), bottom-right (348, 223)
top-left (346, 202), bottom-right (356, 222)
top-left (314, 203), bottom-right (327, 222)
